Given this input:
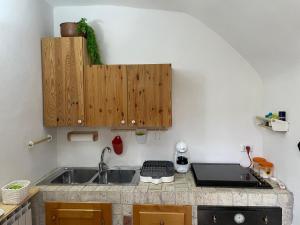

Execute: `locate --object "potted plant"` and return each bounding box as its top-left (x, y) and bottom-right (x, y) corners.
top-left (77, 18), bottom-right (103, 65)
top-left (60, 22), bottom-right (81, 37)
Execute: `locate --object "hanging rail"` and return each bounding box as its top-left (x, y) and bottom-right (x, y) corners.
top-left (27, 135), bottom-right (52, 149)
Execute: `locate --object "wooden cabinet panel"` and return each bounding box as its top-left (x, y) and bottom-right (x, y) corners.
top-left (133, 205), bottom-right (191, 225)
top-left (42, 38), bottom-right (57, 126)
top-left (84, 65), bottom-right (127, 127)
top-left (42, 37), bottom-right (86, 127)
top-left (127, 64), bottom-right (172, 128)
top-left (45, 202), bottom-right (112, 225)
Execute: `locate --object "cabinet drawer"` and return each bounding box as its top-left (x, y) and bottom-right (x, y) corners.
top-left (45, 202), bottom-right (112, 225)
top-left (133, 204), bottom-right (191, 225)
top-left (140, 211), bottom-right (185, 225)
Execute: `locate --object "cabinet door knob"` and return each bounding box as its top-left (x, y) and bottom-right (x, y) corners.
top-left (213, 215), bottom-right (217, 224)
top-left (51, 216), bottom-right (56, 221)
top-left (160, 221), bottom-right (164, 225)
top-left (121, 120), bottom-right (125, 124)
top-left (78, 119), bottom-right (82, 124)
top-left (131, 120), bottom-right (136, 124)
top-left (264, 216), bottom-right (269, 224)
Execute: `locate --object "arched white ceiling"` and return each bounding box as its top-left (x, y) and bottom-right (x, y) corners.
top-left (46, 0), bottom-right (300, 77)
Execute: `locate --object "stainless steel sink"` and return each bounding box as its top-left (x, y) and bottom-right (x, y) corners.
top-left (51, 168), bottom-right (98, 184)
top-left (37, 167), bottom-right (140, 186)
top-left (92, 169), bottom-right (139, 185)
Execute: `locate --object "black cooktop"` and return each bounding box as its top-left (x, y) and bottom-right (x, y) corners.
top-left (191, 163), bottom-right (272, 189)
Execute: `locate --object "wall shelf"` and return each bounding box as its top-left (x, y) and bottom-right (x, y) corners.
top-left (256, 116), bottom-right (289, 132)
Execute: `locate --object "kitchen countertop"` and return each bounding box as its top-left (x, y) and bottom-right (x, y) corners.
top-left (36, 172), bottom-right (294, 225)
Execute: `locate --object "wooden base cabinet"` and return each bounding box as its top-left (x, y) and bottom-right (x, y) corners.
top-left (133, 205), bottom-right (192, 225)
top-left (45, 202), bottom-right (112, 225)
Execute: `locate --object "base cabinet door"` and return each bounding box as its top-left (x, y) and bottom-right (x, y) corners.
top-left (133, 205), bottom-right (192, 225)
top-left (45, 202), bottom-right (112, 225)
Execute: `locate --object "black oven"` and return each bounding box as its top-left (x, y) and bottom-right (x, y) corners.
top-left (198, 206), bottom-right (282, 225)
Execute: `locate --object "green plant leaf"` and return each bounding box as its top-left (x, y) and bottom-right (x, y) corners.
top-left (77, 18), bottom-right (103, 65)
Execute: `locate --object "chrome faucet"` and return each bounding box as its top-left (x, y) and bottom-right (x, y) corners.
top-left (99, 146), bottom-right (111, 174)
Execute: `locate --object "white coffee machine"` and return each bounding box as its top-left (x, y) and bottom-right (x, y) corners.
top-left (174, 141), bottom-right (190, 173)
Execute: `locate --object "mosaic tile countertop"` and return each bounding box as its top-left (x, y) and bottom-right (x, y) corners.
top-left (33, 172), bottom-right (293, 225)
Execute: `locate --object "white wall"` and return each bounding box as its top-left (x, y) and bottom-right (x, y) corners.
top-left (47, 0), bottom-right (300, 80)
top-left (263, 72), bottom-right (300, 224)
top-left (0, 0), bottom-right (57, 188)
top-left (53, 6), bottom-right (264, 167)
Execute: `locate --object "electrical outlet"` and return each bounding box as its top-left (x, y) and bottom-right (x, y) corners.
top-left (240, 144), bottom-right (253, 152)
top-left (240, 144), bottom-right (253, 168)
top-left (240, 145), bottom-right (246, 152)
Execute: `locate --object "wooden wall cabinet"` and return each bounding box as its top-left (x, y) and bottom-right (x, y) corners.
top-left (133, 205), bottom-right (192, 225)
top-left (45, 202), bottom-right (112, 225)
top-left (42, 37), bottom-right (88, 127)
top-left (84, 64), bottom-right (172, 128)
top-left (42, 37), bottom-right (172, 129)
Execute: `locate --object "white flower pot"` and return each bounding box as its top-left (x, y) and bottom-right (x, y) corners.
top-left (135, 129), bottom-right (147, 144)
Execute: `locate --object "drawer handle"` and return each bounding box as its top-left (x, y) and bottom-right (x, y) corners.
top-left (212, 215), bottom-right (217, 224)
top-left (264, 216), bottom-right (269, 224)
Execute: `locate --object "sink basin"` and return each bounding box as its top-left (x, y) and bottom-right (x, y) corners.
top-left (37, 167), bottom-right (140, 186)
top-left (50, 168), bottom-right (98, 184)
top-left (92, 169), bottom-right (138, 185)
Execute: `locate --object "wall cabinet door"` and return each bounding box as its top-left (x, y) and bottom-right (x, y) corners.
top-left (127, 64), bottom-right (172, 128)
top-left (85, 65), bottom-right (128, 127)
top-left (45, 202), bottom-right (112, 225)
top-left (133, 205), bottom-right (192, 225)
top-left (42, 37), bottom-right (86, 127)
